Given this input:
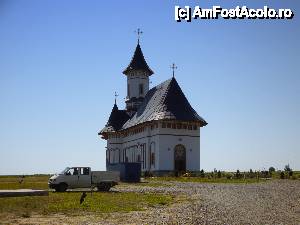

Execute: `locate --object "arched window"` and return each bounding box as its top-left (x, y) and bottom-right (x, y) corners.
top-left (150, 142), bottom-right (156, 168)
top-left (151, 152), bottom-right (155, 166)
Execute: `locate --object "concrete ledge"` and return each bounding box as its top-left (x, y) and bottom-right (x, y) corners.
top-left (0, 189), bottom-right (49, 198)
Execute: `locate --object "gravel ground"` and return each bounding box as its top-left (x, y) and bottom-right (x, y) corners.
top-left (10, 180), bottom-right (300, 225)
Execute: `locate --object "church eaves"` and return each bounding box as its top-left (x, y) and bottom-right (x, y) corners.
top-left (122, 43), bottom-right (154, 76)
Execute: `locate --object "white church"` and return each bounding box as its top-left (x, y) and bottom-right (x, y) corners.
top-left (99, 36), bottom-right (207, 174)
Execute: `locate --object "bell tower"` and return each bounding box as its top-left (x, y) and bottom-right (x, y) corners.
top-left (123, 29), bottom-right (154, 115)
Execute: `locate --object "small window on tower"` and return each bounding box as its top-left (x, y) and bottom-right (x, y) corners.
top-left (139, 83), bottom-right (144, 95)
top-left (127, 84), bottom-right (130, 97)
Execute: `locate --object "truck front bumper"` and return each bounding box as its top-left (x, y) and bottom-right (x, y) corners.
top-left (48, 183), bottom-right (58, 189)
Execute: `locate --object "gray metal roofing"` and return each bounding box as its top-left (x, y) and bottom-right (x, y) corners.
top-left (122, 77), bottom-right (207, 129)
top-left (99, 104), bottom-right (130, 134)
top-left (122, 43), bottom-right (154, 75)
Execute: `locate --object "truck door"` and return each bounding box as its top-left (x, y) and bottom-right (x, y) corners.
top-left (65, 167), bottom-right (81, 189)
top-left (78, 167), bottom-right (91, 188)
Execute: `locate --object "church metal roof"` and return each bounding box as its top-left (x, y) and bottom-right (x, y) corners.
top-left (122, 77), bottom-right (207, 129)
top-left (122, 43), bottom-right (154, 76)
top-left (99, 104), bottom-right (130, 134)
top-left (99, 77), bottom-right (207, 135)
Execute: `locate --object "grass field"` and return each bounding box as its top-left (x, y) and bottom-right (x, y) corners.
top-left (0, 172), bottom-right (298, 219)
top-left (0, 175), bottom-right (49, 190)
top-left (0, 192), bottom-right (173, 218)
top-left (0, 175), bottom-right (174, 218)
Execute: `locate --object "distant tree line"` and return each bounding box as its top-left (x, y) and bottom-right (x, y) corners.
top-left (173, 164), bottom-right (298, 180)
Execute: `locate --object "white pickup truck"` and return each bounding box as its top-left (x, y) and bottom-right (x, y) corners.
top-left (48, 167), bottom-right (120, 192)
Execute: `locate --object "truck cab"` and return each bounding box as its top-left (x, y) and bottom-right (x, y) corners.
top-left (48, 167), bottom-right (119, 192)
top-left (49, 167), bottom-right (91, 191)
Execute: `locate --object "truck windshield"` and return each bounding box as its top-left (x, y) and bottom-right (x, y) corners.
top-left (59, 167), bottom-right (70, 175)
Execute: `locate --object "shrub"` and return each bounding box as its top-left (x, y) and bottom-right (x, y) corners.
top-left (269, 167), bottom-right (275, 173)
top-left (235, 170), bottom-right (241, 179)
top-left (226, 174), bottom-right (233, 179)
top-left (280, 171), bottom-right (285, 179)
top-left (199, 169), bottom-right (205, 178)
top-left (261, 170), bottom-right (270, 178)
top-left (249, 169), bottom-right (255, 178)
top-left (284, 164), bottom-right (291, 172)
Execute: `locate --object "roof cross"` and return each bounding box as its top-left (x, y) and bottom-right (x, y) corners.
top-left (170, 63), bottom-right (177, 78)
top-left (135, 28), bottom-right (143, 44)
top-left (114, 91), bottom-right (119, 105)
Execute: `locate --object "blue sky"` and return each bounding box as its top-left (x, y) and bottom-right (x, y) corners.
top-left (0, 0), bottom-right (299, 174)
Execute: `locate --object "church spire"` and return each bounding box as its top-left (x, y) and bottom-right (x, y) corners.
top-left (123, 30), bottom-right (154, 114)
top-left (122, 30), bottom-right (154, 76)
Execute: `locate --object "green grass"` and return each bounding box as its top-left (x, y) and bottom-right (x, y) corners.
top-left (0, 192), bottom-right (173, 217)
top-left (1, 172), bottom-right (298, 218)
top-left (0, 175), bottom-right (49, 190)
top-left (0, 175), bottom-right (173, 217)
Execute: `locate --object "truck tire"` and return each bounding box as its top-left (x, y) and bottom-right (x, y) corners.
top-left (56, 183), bottom-right (68, 192)
top-left (97, 183), bottom-right (111, 192)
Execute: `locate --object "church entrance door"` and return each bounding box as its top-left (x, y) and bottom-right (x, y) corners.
top-left (174, 144), bottom-right (186, 172)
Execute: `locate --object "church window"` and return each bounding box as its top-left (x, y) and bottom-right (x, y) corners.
top-left (139, 83), bottom-right (144, 95)
top-left (188, 125), bottom-right (192, 130)
top-left (172, 123), bottom-right (176, 129)
top-left (167, 123), bottom-right (171, 128)
top-left (193, 125), bottom-right (197, 130)
top-left (124, 148), bottom-right (127, 162)
top-left (150, 142), bottom-right (155, 167)
top-left (137, 155), bottom-right (141, 162)
top-left (140, 144), bottom-right (146, 169)
top-left (127, 84), bottom-right (130, 97)
top-left (162, 122), bottom-right (166, 128)
top-left (150, 152), bottom-right (155, 166)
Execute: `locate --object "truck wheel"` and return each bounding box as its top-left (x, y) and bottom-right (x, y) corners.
top-left (56, 183), bottom-right (68, 192)
top-left (97, 183), bottom-right (111, 192)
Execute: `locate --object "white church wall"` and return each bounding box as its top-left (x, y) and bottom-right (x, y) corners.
top-left (105, 121), bottom-right (201, 172)
top-left (106, 124), bottom-right (160, 171)
top-left (157, 124), bottom-right (201, 171)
